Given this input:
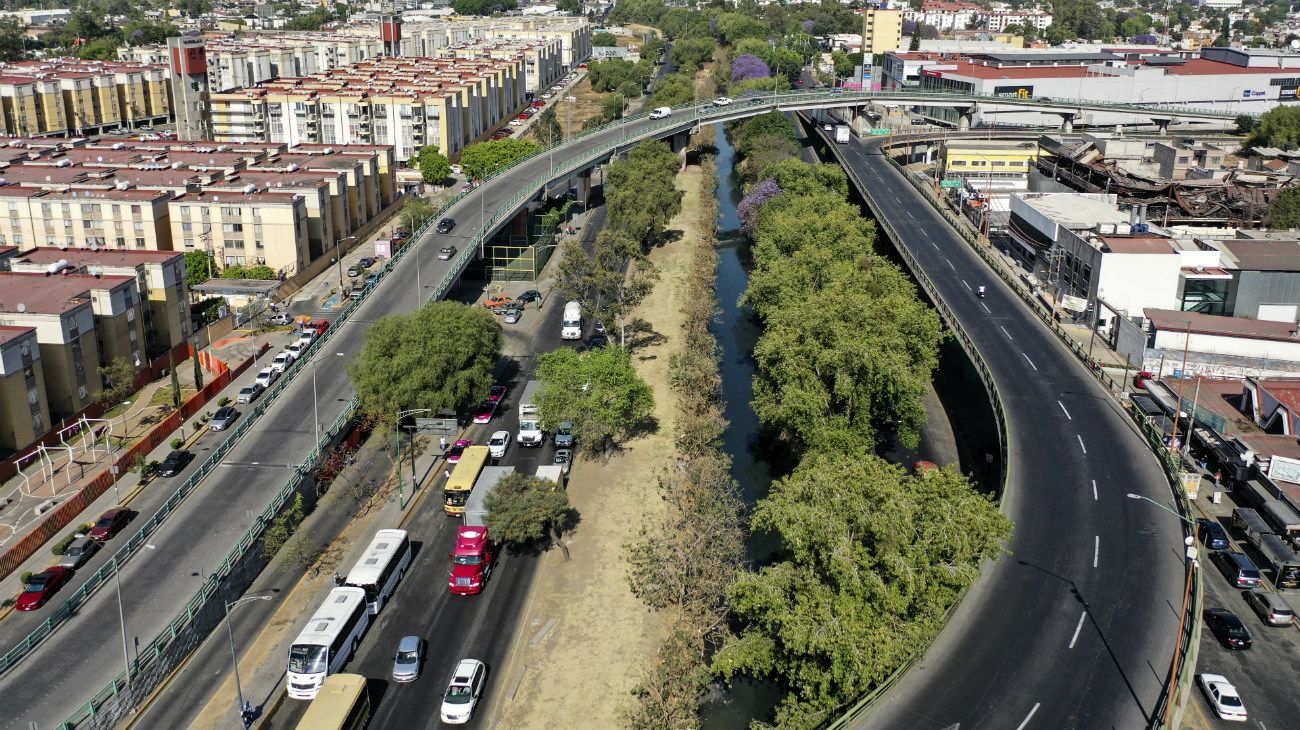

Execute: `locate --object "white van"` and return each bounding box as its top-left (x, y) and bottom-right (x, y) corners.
top-left (649, 107), bottom-right (672, 119)
top-left (561, 301), bottom-right (583, 340)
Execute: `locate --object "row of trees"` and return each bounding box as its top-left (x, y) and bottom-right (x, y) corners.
top-left (182, 250), bottom-right (277, 287)
top-left (612, 0), bottom-right (858, 41)
top-left (714, 160), bottom-right (1012, 726)
top-left (727, 111), bottom-right (800, 185)
top-left (457, 137), bottom-right (542, 180)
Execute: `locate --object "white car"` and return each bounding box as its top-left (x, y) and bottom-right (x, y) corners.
top-left (271, 352), bottom-right (293, 374)
top-left (713, 96), bottom-right (733, 106)
top-left (450, 164), bottom-right (463, 175)
top-left (509, 118), bottom-right (524, 126)
top-left (439, 658), bottom-right (487, 724)
top-left (254, 367), bottom-right (278, 388)
top-left (285, 341), bottom-right (306, 360)
top-left (649, 107), bottom-right (672, 119)
top-left (1198, 673), bottom-right (1247, 722)
top-left (297, 329), bottom-right (315, 347)
top-left (488, 430), bottom-right (510, 458)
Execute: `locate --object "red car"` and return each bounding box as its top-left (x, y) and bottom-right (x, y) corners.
top-left (517, 114), bottom-right (530, 121)
top-left (531, 100), bottom-right (545, 108)
top-left (16, 567), bottom-right (71, 611)
top-left (487, 385), bottom-right (506, 404)
top-left (578, 63), bottom-right (588, 69)
top-left (88, 507), bottom-right (132, 541)
top-left (472, 400), bottom-right (497, 424)
top-left (446, 439), bottom-right (473, 464)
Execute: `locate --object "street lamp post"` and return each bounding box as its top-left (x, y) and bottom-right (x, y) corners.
top-left (311, 352), bottom-right (346, 447)
top-left (220, 593), bottom-right (275, 723)
top-left (395, 408), bottom-right (433, 510)
top-left (334, 236), bottom-right (357, 292)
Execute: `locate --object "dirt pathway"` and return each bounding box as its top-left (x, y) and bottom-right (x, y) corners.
top-left (491, 166), bottom-right (707, 729)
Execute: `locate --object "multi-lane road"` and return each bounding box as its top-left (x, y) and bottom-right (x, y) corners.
top-left (820, 130), bottom-right (1188, 729)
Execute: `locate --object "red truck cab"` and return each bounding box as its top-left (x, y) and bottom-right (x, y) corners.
top-left (448, 527), bottom-right (492, 595)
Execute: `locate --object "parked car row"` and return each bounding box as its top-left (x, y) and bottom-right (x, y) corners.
top-left (17, 508), bottom-right (135, 611)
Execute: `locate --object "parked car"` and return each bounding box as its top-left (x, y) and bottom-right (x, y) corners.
top-left (268, 312), bottom-right (291, 326)
top-left (1198, 519), bottom-right (1230, 551)
top-left (439, 658), bottom-right (487, 724)
top-left (503, 303), bottom-right (523, 324)
top-left (446, 439), bottom-right (473, 464)
top-left (483, 294), bottom-right (514, 310)
top-left (1197, 673), bottom-right (1247, 722)
top-left (450, 164), bottom-right (463, 175)
top-left (210, 406), bottom-right (240, 431)
top-left (487, 385), bottom-right (506, 404)
top-left (1212, 551), bottom-right (1263, 589)
top-left (365, 273), bottom-right (380, 286)
top-left (1204, 608), bottom-right (1251, 650)
top-left (488, 431), bottom-right (510, 458)
top-left (553, 449), bottom-right (572, 476)
top-left (346, 264), bottom-right (363, 278)
top-left (509, 119), bottom-right (523, 126)
top-left (392, 635), bottom-right (424, 683)
top-left (285, 341), bottom-right (307, 360)
top-left (358, 257), bottom-right (376, 268)
top-left (516, 289), bottom-right (542, 305)
top-left (553, 422), bottom-right (574, 448)
top-left (16, 567), bottom-right (71, 611)
top-left (473, 401), bottom-right (497, 424)
top-left (587, 334), bottom-right (608, 349)
top-left (1244, 590), bottom-right (1296, 626)
top-left (531, 100), bottom-right (545, 108)
top-left (58, 536), bottom-right (100, 570)
top-left (236, 383), bottom-right (263, 404)
top-left (437, 218), bottom-right (456, 234)
top-left (254, 367), bottom-right (277, 389)
top-left (159, 449), bottom-right (192, 477)
top-left (271, 352), bottom-right (293, 374)
top-left (88, 508), bottom-right (133, 541)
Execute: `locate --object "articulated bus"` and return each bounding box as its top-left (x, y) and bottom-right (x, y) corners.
top-left (343, 529), bottom-right (412, 614)
top-left (444, 445), bottom-right (490, 516)
top-left (287, 587), bottom-right (370, 700)
top-left (295, 673), bottom-right (370, 730)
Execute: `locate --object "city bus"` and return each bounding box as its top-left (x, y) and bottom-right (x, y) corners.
top-left (343, 529), bottom-right (412, 614)
top-left (444, 445), bottom-right (489, 516)
top-left (295, 673), bottom-right (370, 730)
top-left (287, 587), bottom-right (370, 700)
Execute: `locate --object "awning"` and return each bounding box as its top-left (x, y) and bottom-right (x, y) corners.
top-left (1180, 266), bottom-right (1233, 280)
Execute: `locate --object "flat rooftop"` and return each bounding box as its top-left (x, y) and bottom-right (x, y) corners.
top-left (1145, 308), bottom-right (1300, 343)
top-left (0, 324), bottom-right (34, 346)
top-left (1216, 239), bottom-right (1300, 272)
top-left (1015, 193), bottom-right (1130, 229)
top-left (0, 271), bottom-right (134, 315)
top-left (7, 246), bottom-right (181, 267)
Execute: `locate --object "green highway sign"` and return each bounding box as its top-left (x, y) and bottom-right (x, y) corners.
top-left (940, 180), bottom-right (961, 189)
top-left (870, 128), bottom-right (891, 135)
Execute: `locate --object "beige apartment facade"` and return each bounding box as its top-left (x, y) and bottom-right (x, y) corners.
top-left (0, 325), bottom-right (51, 450)
top-left (169, 190), bottom-right (310, 275)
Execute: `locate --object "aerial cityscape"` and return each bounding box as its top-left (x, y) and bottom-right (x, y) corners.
top-left (0, 0), bottom-right (1296, 728)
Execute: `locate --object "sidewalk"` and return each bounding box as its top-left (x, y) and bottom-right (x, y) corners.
top-left (0, 330), bottom-right (286, 611)
top-left (186, 434), bottom-right (451, 730)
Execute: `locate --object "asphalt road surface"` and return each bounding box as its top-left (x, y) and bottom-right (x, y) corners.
top-left (824, 132), bottom-right (1189, 729)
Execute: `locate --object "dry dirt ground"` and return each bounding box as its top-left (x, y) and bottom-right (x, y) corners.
top-left (490, 165), bottom-right (707, 729)
top-left (557, 75), bottom-right (608, 139)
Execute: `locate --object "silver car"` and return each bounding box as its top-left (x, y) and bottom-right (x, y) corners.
top-left (392, 635), bottom-right (423, 682)
top-left (503, 304), bottom-right (523, 324)
top-left (209, 406), bottom-right (239, 431)
top-left (553, 449), bottom-right (572, 476)
top-left (236, 383), bottom-right (262, 404)
top-left (58, 536), bottom-right (100, 569)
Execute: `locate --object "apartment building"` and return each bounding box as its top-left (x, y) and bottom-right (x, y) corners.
top-left (0, 325), bottom-right (50, 451)
top-left (0, 59), bottom-right (170, 137)
top-left (863, 7), bottom-right (904, 55)
top-left (982, 11), bottom-right (1054, 32)
top-left (0, 185), bottom-right (173, 253)
top-left (3, 247), bottom-right (191, 357)
top-left (168, 190), bottom-right (310, 274)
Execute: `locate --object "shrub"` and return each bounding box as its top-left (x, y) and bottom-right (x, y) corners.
top-left (170, 437), bottom-right (184, 450)
top-left (217, 396), bottom-right (231, 407)
top-left (20, 571), bottom-right (32, 584)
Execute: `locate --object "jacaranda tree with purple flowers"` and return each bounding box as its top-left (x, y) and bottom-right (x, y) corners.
top-left (738, 179), bottom-right (782, 235)
top-left (732, 54), bottom-right (772, 83)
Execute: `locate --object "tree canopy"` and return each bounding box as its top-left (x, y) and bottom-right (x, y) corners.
top-left (221, 264), bottom-right (277, 280)
top-left (485, 472), bottom-right (576, 557)
top-left (347, 301), bottom-right (501, 425)
top-left (606, 140), bottom-right (684, 245)
top-left (184, 250), bottom-right (215, 287)
top-left (412, 146), bottom-right (451, 185)
top-left (450, 0), bottom-right (517, 15)
top-left (1243, 106), bottom-right (1300, 152)
top-left (458, 138), bottom-right (542, 180)
top-left (1269, 187), bottom-right (1300, 229)
top-left (555, 230), bottom-right (658, 345)
top-left (535, 345), bottom-right (654, 453)
top-left (593, 31), bottom-right (618, 47)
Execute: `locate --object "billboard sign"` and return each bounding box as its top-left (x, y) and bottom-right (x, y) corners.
top-left (993, 84), bottom-right (1034, 99)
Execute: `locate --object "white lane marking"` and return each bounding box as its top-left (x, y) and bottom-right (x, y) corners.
top-left (962, 280), bottom-right (971, 291)
top-left (980, 302), bottom-right (991, 314)
top-left (1077, 435), bottom-right (1087, 454)
top-left (921, 229), bottom-right (930, 237)
top-left (1000, 326), bottom-right (1013, 340)
top-left (946, 258), bottom-right (956, 270)
top-left (1058, 401), bottom-right (1072, 420)
top-left (1092, 479), bottom-right (1098, 501)
top-left (1093, 536), bottom-right (1100, 568)
top-left (1069, 611), bottom-right (1087, 649)
top-left (932, 241), bottom-right (940, 250)
top-left (906, 210), bottom-right (914, 219)
top-left (1015, 703), bottom-right (1041, 730)
top-left (1022, 353), bottom-right (1037, 370)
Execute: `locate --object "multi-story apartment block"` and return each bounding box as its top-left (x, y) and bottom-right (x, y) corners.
top-left (168, 190), bottom-right (309, 273)
top-left (864, 7), bottom-right (904, 56)
top-left (0, 59), bottom-right (170, 137)
top-left (0, 325), bottom-right (51, 451)
top-left (982, 11), bottom-right (1055, 32)
top-left (3, 248), bottom-right (191, 357)
top-left (0, 185), bottom-right (173, 253)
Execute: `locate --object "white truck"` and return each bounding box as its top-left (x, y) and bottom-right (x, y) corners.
top-left (462, 466), bottom-right (515, 527)
top-left (834, 124), bottom-right (851, 144)
top-left (517, 379), bottom-right (545, 446)
top-left (535, 465), bottom-right (565, 489)
top-left (561, 300), bottom-right (583, 340)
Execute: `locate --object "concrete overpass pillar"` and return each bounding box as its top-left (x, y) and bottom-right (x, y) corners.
top-left (1060, 115), bottom-right (1074, 134)
top-left (1153, 117), bottom-right (1172, 135)
top-left (670, 130), bottom-right (690, 154)
top-left (573, 169), bottom-right (593, 207)
top-left (958, 112), bottom-right (972, 131)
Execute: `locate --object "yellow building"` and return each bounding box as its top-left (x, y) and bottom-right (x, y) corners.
top-left (169, 190), bottom-right (311, 276)
top-left (0, 186), bottom-right (173, 253)
top-left (941, 140), bottom-right (1038, 193)
top-left (864, 8), bottom-right (904, 56)
top-left (0, 59), bottom-right (171, 137)
top-left (0, 325), bottom-right (51, 451)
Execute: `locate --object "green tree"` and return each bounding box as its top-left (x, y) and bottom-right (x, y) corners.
top-left (606, 140), bottom-right (684, 245)
top-left (412, 146), bottom-right (451, 185)
top-left (97, 357), bottom-right (137, 404)
top-left (192, 348), bottom-right (203, 392)
top-left (530, 105), bottom-right (563, 146)
top-left (260, 493), bottom-right (306, 560)
top-left (555, 230), bottom-right (659, 345)
top-left (536, 345), bottom-right (655, 453)
top-left (909, 31), bottom-right (921, 51)
top-left (169, 352), bottom-right (181, 409)
top-left (671, 37), bottom-right (716, 69)
top-left (1243, 106), bottom-right (1300, 151)
top-left (484, 472), bottom-right (577, 559)
top-left (593, 31), bottom-right (618, 47)
top-left (730, 111), bottom-right (797, 158)
top-left (600, 92), bottom-right (627, 121)
top-left (627, 629), bottom-right (712, 730)
top-left (713, 454), bottom-right (1012, 728)
top-left (0, 18), bottom-right (28, 62)
top-left (400, 198), bottom-right (437, 232)
top-left (716, 12), bottom-right (768, 43)
top-left (77, 37), bottom-right (120, 61)
top-left (347, 301), bottom-right (501, 427)
top-left (221, 264), bottom-right (278, 280)
top-left (184, 250), bottom-right (216, 287)
top-left (648, 71), bottom-right (695, 108)
top-left (556, 0), bottom-right (582, 14)
top-left (1269, 187), bottom-right (1300, 229)
top-left (458, 138), bottom-right (543, 180)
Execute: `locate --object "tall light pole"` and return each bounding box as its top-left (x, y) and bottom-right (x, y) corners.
top-left (395, 407), bottom-right (432, 510)
top-left (220, 592), bottom-right (275, 722)
top-left (312, 352), bottom-right (346, 447)
top-left (334, 235), bottom-right (357, 291)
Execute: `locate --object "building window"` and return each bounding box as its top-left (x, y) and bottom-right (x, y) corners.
top-left (81, 203), bottom-right (94, 215)
top-left (224, 238), bottom-right (244, 249)
top-left (131, 204), bottom-right (141, 216)
top-left (135, 237), bottom-right (145, 248)
top-left (222, 222), bottom-right (243, 233)
top-left (116, 236), bottom-right (126, 247)
top-left (182, 222), bottom-right (192, 232)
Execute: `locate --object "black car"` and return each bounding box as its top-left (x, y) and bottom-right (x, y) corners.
top-left (586, 334), bottom-right (608, 349)
top-left (159, 450), bottom-right (192, 477)
top-left (516, 290), bottom-right (542, 304)
top-left (358, 257), bottom-right (376, 269)
top-left (436, 218), bottom-right (456, 234)
top-left (1204, 608), bottom-right (1252, 650)
top-left (1211, 550), bottom-right (1263, 589)
top-left (1199, 519), bottom-right (1230, 551)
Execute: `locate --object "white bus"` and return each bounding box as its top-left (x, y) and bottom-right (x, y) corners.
top-left (287, 587), bottom-right (371, 700)
top-left (343, 528), bottom-right (412, 614)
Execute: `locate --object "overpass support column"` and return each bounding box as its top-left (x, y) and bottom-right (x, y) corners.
top-left (573, 169), bottom-right (593, 207)
top-left (669, 130), bottom-right (691, 154)
top-left (1153, 117), bottom-right (1172, 135)
top-left (958, 111), bottom-right (972, 131)
top-left (1060, 115), bottom-right (1075, 134)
